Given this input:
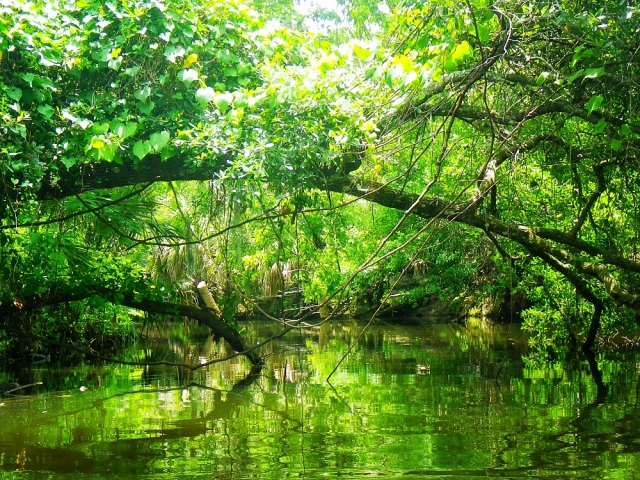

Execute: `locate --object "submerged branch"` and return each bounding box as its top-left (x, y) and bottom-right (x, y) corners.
top-left (25, 334), bottom-right (251, 371)
top-left (0, 290), bottom-right (262, 366)
top-left (121, 298), bottom-right (261, 366)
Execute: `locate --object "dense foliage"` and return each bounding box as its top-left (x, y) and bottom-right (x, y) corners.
top-left (1, 0), bottom-right (639, 364)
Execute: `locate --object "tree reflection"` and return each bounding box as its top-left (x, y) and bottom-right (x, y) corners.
top-left (1, 321), bottom-right (640, 478)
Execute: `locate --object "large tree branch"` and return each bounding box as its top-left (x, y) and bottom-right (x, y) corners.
top-left (123, 298), bottom-right (262, 365)
top-left (325, 176), bottom-right (618, 348)
top-left (0, 289), bottom-right (262, 366)
top-left (33, 147), bottom-right (364, 202)
top-left (326, 176), bottom-right (640, 308)
top-left (36, 152), bottom-right (232, 200)
top-left (29, 148), bottom-right (640, 304)
top-left (329, 175), bottom-right (640, 274)
top-left (417, 102), bottom-right (617, 128)
top-left (388, 65), bottom-right (639, 134)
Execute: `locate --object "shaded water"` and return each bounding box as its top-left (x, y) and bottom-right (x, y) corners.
top-left (1, 319), bottom-right (640, 479)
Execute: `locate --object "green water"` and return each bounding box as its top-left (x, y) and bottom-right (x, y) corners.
top-left (1, 319), bottom-right (640, 479)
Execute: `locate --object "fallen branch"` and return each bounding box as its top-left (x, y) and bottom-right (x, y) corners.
top-left (1, 290), bottom-right (262, 366)
top-left (0, 382), bottom-right (43, 395)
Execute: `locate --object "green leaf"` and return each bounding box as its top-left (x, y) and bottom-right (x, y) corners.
top-left (161, 147), bottom-right (178, 161)
top-left (109, 120), bottom-right (124, 133)
top-left (178, 69), bottom-right (199, 84)
top-left (88, 295), bottom-right (106, 308)
top-left (353, 43), bottom-right (372, 60)
top-left (125, 66), bottom-right (140, 77)
top-left (134, 86), bottom-right (151, 102)
top-left (108, 56), bottom-right (122, 70)
top-left (227, 108), bottom-right (244, 125)
top-left (37, 104), bottom-right (54, 119)
top-left (416, 35), bottom-right (429, 50)
top-left (611, 139), bottom-right (623, 151)
top-left (160, 73), bottom-right (172, 85)
top-left (237, 64), bottom-right (252, 75)
top-left (133, 140), bottom-right (152, 160)
top-left (138, 101), bottom-right (155, 115)
top-left (567, 69), bottom-right (584, 84)
top-left (476, 24), bottom-right (490, 45)
top-left (451, 41), bottom-right (473, 61)
top-left (99, 142), bottom-right (117, 161)
top-left (620, 124), bottom-right (632, 136)
top-left (594, 118), bottom-right (608, 133)
top-left (214, 92), bottom-right (233, 113)
top-left (14, 124), bottom-right (26, 139)
top-left (536, 72), bottom-right (549, 86)
top-left (39, 77), bottom-right (57, 92)
top-left (572, 47), bottom-right (593, 66)
top-left (91, 122), bottom-right (110, 134)
top-left (233, 92), bottom-right (249, 109)
top-left (196, 87), bottom-right (215, 104)
top-left (583, 67), bottom-right (605, 81)
top-left (92, 48), bottom-right (111, 63)
top-left (217, 49), bottom-right (238, 64)
top-left (149, 131), bottom-right (170, 152)
top-left (364, 67), bottom-right (377, 80)
top-left (586, 94), bottom-right (603, 115)
top-left (385, 69), bottom-right (394, 88)
top-left (117, 122), bottom-right (138, 140)
top-left (223, 67), bottom-right (237, 77)
top-left (443, 57), bottom-right (457, 73)
top-left (61, 157), bottom-right (77, 169)
top-left (6, 87), bottom-right (22, 101)
top-left (21, 73), bottom-right (35, 86)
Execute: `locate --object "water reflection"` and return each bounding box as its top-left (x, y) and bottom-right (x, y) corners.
top-left (1, 320), bottom-right (640, 478)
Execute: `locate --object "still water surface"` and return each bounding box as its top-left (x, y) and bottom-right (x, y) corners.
top-left (1, 319), bottom-right (640, 479)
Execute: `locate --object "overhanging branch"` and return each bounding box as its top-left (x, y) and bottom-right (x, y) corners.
top-left (325, 175), bottom-right (640, 311)
top-left (0, 289), bottom-right (262, 366)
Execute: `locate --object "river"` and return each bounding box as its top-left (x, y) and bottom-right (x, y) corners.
top-left (0, 318), bottom-right (639, 478)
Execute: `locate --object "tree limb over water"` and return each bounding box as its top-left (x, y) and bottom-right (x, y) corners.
top-left (0, 290), bottom-right (262, 366)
